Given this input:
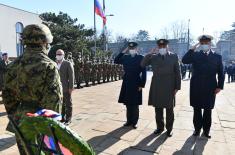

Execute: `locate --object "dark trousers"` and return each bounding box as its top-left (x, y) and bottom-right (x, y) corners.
top-left (193, 108), bottom-right (212, 133)
top-left (228, 74), bottom-right (232, 83)
top-left (232, 74), bottom-right (235, 82)
top-left (155, 107), bottom-right (174, 132)
top-left (126, 105), bottom-right (139, 125)
top-left (62, 92), bottom-right (73, 122)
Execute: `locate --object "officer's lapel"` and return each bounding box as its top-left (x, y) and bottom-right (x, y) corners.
top-left (59, 61), bottom-right (66, 71)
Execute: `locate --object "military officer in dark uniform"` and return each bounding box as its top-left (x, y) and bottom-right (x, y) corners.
top-left (114, 42), bottom-right (146, 129)
top-left (182, 35), bottom-right (225, 138)
top-left (227, 63), bottom-right (233, 83)
top-left (180, 62), bottom-right (187, 80)
top-left (232, 63), bottom-right (235, 82)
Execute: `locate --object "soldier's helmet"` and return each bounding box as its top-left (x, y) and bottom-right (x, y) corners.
top-left (22, 24), bottom-right (53, 45)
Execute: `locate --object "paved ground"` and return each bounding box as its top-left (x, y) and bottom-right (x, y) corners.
top-left (0, 73), bottom-right (235, 155)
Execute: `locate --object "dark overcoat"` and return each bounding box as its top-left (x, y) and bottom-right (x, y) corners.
top-left (141, 52), bottom-right (181, 108)
top-left (114, 53), bottom-right (146, 105)
top-left (182, 49), bottom-right (225, 109)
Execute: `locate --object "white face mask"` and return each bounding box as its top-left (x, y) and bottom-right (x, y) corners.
top-left (56, 55), bottom-right (64, 61)
top-left (159, 48), bottom-right (167, 55)
top-left (200, 44), bottom-right (210, 52)
top-left (129, 50), bottom-right (137, 56)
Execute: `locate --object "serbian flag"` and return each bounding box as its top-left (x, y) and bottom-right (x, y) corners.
top-left (95, 0), bottom-right (106, 25)
top-left (27, 109), bottom-right (72, 155)
top-left (27, 109), bottom-right (62, 121)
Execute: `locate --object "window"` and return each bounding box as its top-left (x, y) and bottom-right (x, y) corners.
top-left (16, 22), bottom-right (24, 57)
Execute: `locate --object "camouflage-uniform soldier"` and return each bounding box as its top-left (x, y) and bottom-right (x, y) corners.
top-left (84, 55), bottom-right (91, 87)
top-left (110, 60), bottom-right (115, 82)
top-left (96, 58), bottom-right (102, 84)
top-left (67, 52), bottom-right (74, 66)
top-left (75, 54), bottom-right (84, 89)
top-left (106, 59), bottom-right (111, 82)
top-left (102, 58), bottom-right (107, 83)
top-left (2, 24), bottom-right (63, 154)
top-left (118, 64), bottom-right (124, 80)
top-left (91, 58), bottom-right (97, 85)
top-left (114, 64), bottom-right (118, 81)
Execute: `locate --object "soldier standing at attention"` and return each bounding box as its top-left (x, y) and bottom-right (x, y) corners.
top-left (2, 24), bottom-right (63, 154)
top-left (67, 52), bottom-right (74, 66)
top-left (114, 42), bottom-right (146, 129)
top-left (102, 58), bottom-right (107, 83)
top-left (84, 55), bottom-right (91, 87)
top-left (96, 58), bottom-right (102, 84)
top-left (91, 58), bottom-right (97, 86)
top-left (76, 53), bottom-right (84, 88)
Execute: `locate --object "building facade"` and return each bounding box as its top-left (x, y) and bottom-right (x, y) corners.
top-left (0, 4), bottom-right (42, 57)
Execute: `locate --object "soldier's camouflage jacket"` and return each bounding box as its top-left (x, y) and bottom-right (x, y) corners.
top-left (2, 47), bottom-right (63, 118)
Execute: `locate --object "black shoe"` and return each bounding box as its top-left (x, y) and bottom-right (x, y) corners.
top-left (64, 120), bottom-right (71, 125)
top-left (167, 131), bottom-right (173, 137)
top-left (193, 130), bottom-right (200, 136)
top-left (202, 132), bottom-right (211, 138)
top-left (132, 125), bottom-right (137, 129)
top-left (154, 129), bottom-right (164, 135)
top-left (123, 122), bottom-right (131, 127)
top-left (77, 86), bottom-right (83, 89)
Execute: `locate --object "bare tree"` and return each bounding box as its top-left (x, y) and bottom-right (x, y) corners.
top-left (213, 31), bottom-right (223, 45)
top-left (160, 27), bottom-right (170, 39)
top-left (115, 34), bottom-right (128, 43)
top-left (170, 20), bottom-right (187, 40)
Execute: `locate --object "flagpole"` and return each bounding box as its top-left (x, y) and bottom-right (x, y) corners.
top-left (94, 0), bottom-right (97, 56)
top-left (103, 0), bottom-right (106, 51)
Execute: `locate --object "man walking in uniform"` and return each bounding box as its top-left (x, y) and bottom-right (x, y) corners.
top-left (182, 35), bottom-right (225, 138)
top-left (141, 39), bottom-right (181, 137)
top-left (114, 42), bottom-right (146, 129)
top-left (56, 49), bottom-right (75, 125)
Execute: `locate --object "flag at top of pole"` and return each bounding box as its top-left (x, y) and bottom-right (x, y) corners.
top-left (94, 0), bottom-right (106, 25)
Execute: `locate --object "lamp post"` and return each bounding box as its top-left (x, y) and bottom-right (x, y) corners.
top-left (103, 14), bottom-right (114, 51)
top-left (187, 19), bottom-right (190, 51)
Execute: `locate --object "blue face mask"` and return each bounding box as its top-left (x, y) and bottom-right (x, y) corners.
top-left (200, 45), bottom-right (210, 51)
